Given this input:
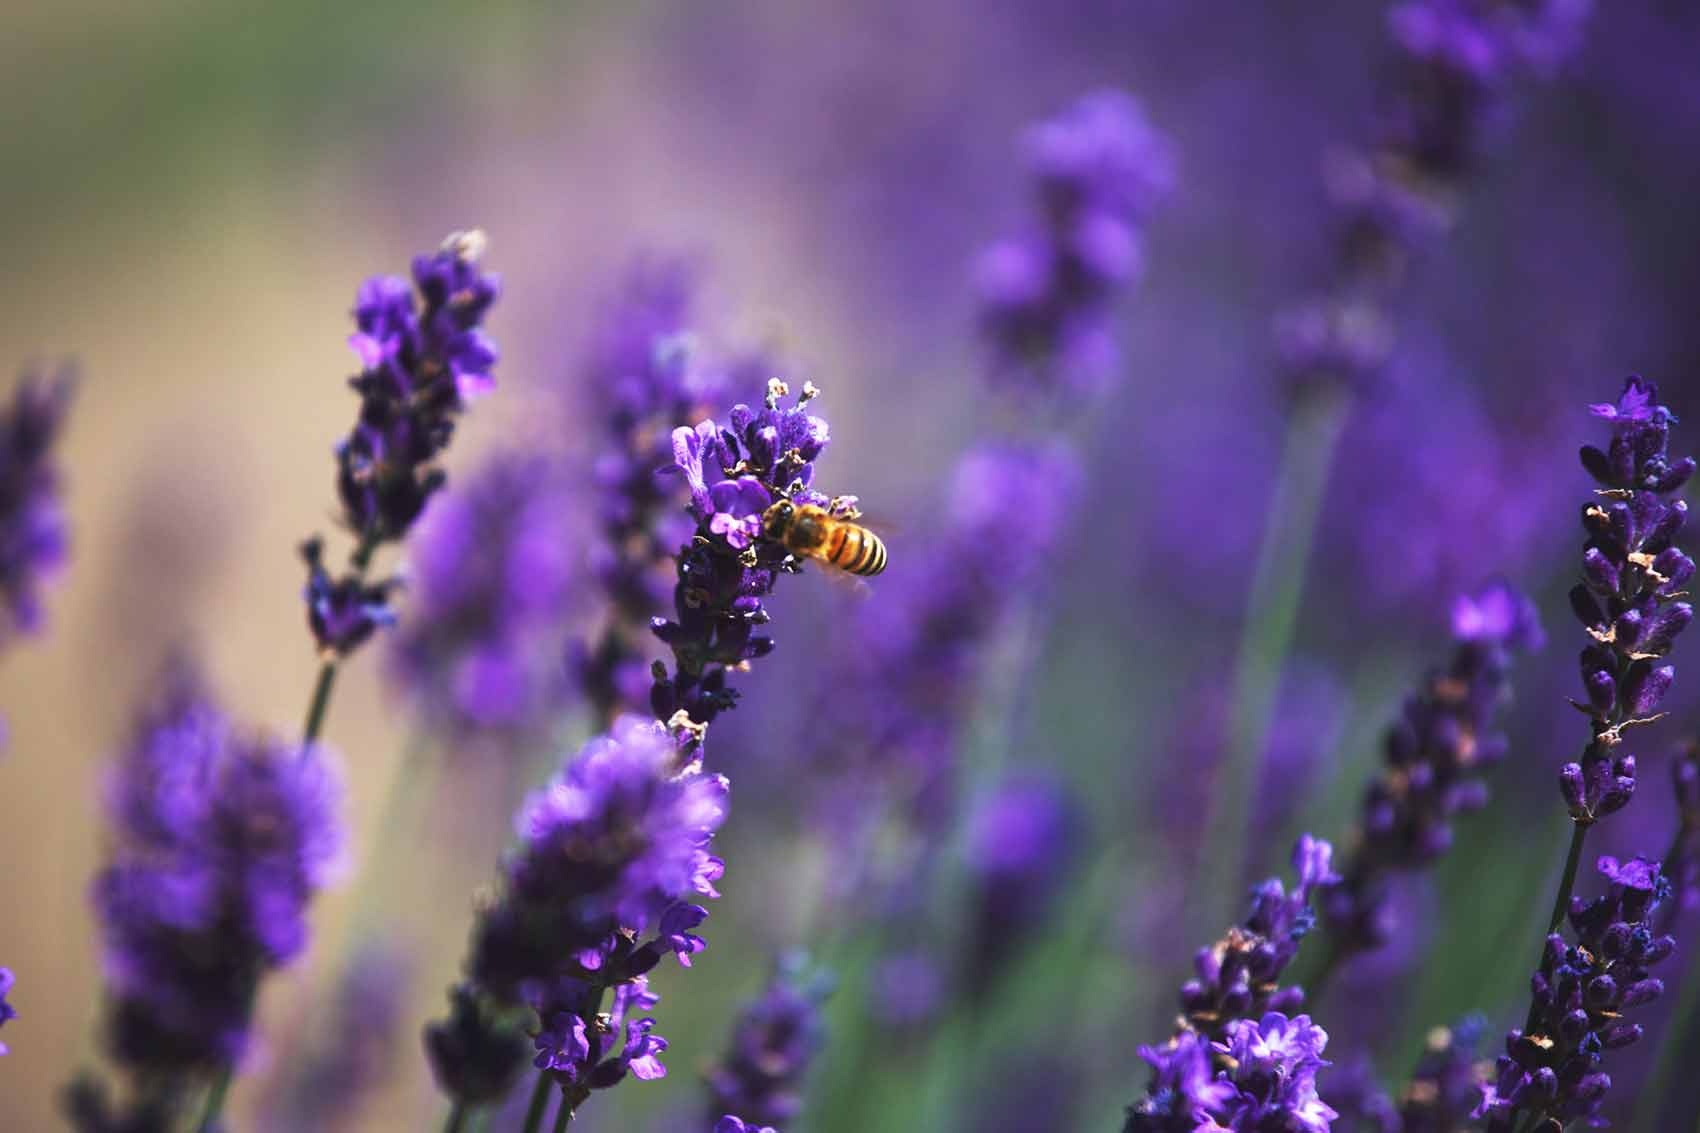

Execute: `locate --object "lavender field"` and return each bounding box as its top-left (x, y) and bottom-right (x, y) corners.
top-left (2, 1), bottom-right (1699, 1130)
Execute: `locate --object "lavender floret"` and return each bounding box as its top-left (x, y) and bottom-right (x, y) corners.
top-left (1126, 1013), bottom-right (1337, 1132)
top-left (0, 967), bottom-right (15, 1056)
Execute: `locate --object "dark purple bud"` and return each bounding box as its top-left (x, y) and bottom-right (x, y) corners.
top-left (1608, 435), bottom-right (1636, 485)
top-left (1621, 978), bottom-right (1664, 1007)
top-left (1580, 444), bottom-right (1614, 485)
top-left (1267, 986), bottom-right (1305, 1014)
top-left (1646, 935), bottom-right (1676, 965)
top-left (1559, 1008), bottom-right (1591, 1045)
top-left (1582, 547), bottom-right (1620, 594)
top-left (1606, 501), bottom-right (1636, 549)
top-left (1654, 456), bottom-right (1697, 493)
top-left (1600, 922), bottom-right (1634, 959)
top-left (1574, 1072), bottom-right (1611, 1104)
top-left (1527, 1066), bottom-right (1560, 1102)
top-left (1560, 763), bottom-right (1587, 814)
top-left (1584, 668), bottom-right (1616, 716)
top-left (1625, 664), bottom-right (1675, 715)
top-left (1584, 974), bottom-right (1618, 1009)
top-left (1646, 499), bottom-right (1688, 552)
top-left (1570, 584), bottom-right (1606, 630)
top-left (1639, 603), bottom-right (1693, 655)
top-left (1601, 1021), bottom-right (1642, 1049)
top-left (1612, 608), bottom-right (1645, 650)
top-left (1655, 548), bottom-right (1696, 594)
top-left (1447, 780), bottom-right (1489, 812)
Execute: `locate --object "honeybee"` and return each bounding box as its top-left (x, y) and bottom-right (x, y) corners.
top-left (761, 498), bottom-right (888, 577)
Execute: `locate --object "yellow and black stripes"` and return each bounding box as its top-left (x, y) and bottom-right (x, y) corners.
top-left (826, 522), bottom-right (887, 576)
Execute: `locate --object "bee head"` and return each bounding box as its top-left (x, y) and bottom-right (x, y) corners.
top-left (762, 499), bottom-right (795, 539)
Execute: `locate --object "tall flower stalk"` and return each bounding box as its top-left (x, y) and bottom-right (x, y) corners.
top-left (1475, 377), bottom-right (1694, 1130)
top-left (1204, 0), bottom-right (1595, 933)
top-left (176, 230), bottom-right (500, 1131)
top-left (426, 378), bottom-right (869, 1131)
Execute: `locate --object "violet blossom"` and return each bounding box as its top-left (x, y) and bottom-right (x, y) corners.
top-left (1125, 1013), bottom-right (1337, 1133)
top-left (704, 957), bottom-right (830, 1130)
top-left (0, 370), bottom-right (73, 645)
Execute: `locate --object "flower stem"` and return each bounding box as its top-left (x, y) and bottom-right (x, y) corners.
top-left (551, 1096), bottom-right (575, 1132)
top-left (200, 533), bottom-right (382, 1131)
top-left (1198, 387), bottom-right (1350, 932)
top-left (518, 1070), bottom-right (554, 1133)
top-left (444, 1103), bottom-right (470, 1133)
top-left (1521, 821), bottom-right (1589, 1035)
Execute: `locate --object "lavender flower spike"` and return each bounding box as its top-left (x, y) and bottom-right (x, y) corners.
top-left (0, 370), bottom-right (73, 644)
top-left (306, 231), bottom-right (502, 659)
top-left (0, 967), bottom-right (16, 1056)
top-left (1564, 377), bottom-right (1695, 825)
top-left (1321, 579), bottom-right (1542, 958)
top-left (1126, 836), bottom-right (1339, 1131)
top-left (704, 956), bottom-right (830, 1130)
top-left (976, 89), bottom-right (1173, 396)
top-left (1477, 857), bottom-right (1676, 1130)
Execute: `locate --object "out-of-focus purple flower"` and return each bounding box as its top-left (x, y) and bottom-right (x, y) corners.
top-left (1322, 579), bottom-right (1542, 957)
top-left (423, 983), bottom-right (530, 1106)
top-left (1323, 1057), bottom-right (1399, 1133)
top-left (1125, 1013), bottom-right (1336, 1132)
top-left (1478, 857), bottom-right (1675, 1129)
top-left (388, 453), bottom-right (576, 731)
top-left (704, 957), bottom-right (830, 1130)
top-left (1664, 740), bottom-right (1700, 929)
top-left (1180, 835), bottom-right (1339, 1042)
top-left (89, 661), bottom-right (344, 1077)
top-left (1400, 1016), bottom-right (1490, 1132)
top-left (571, 259), bottom-right (730, 726)
top-left (715, 1118), bottom-right (776, 1133)
top-left (977, 90), bottom-right (1172, 396)
top-left (1563, 377), bottom-right (1694, 826)
top-left (964, 768), bottom-right (1083, 989)
top-left (0, 967), bottom-right (15, 1056)
top-left (0, 370), bottom-right (72, 644)
top-left (1285, 0), bottom-right (1592, 390)
top-left (866, 950), bottom-right (945, 1031)
top-left (651, 379), bottom-right (836, 743)
top-left (265, 944), bottom-right (413, 1132)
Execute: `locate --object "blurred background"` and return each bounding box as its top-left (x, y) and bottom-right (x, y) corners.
top-left (2, 0), bottom-right (1700, 1129)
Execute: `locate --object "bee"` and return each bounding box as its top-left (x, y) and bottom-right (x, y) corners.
top-left (761, 498), bottom-right (888, 577)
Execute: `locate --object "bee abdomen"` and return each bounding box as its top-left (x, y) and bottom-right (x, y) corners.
top-left (840, 525), bottom-right (886, 576)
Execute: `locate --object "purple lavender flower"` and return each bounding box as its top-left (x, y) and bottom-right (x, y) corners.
top-left (423, 984), bottom-right (530, 1106)
top-left (715, 1119), bottom-right (777, 1133)
top-left (1126, 1013), bottom-right (1337, 1132)
top-left (1477, 857), bottom-right (1675, 1129)
top-left (1180, 835), bottom-right (1339, 1042)
top-left (430, 717), bottom-right (727, 1113)
top-left (1322, 1058), bottom-right (1399, 1133)
top-left (337, 231), bottom-right (500, 543)
top-left (1563, 377), bottom-right (1694, 826)
top-left (0, 370), bottom-right (72, 643)
top-left (570, 259), bottom-right (728, 726)
top-left (88, 662), bottom-right (344, 1078)
top-left (1400, 1016), bottom-right (1490, 1132)
top-left (651, 378), bottom-right (836, 741)
top-left (963, 768), bottom-right (1082, 989)
top-left (976, 89), bottom-right (1173, 395)
top-left (704, 957), bottom-right (830, 1130)
top-left (1321, 579), bottom-right (1543, 956)
top-left (388, 453), bottom-right (576, 731)
top-left (307, 231), bottom-right (501, 658)
top-left (0, 967), bottom-right (15, 1056)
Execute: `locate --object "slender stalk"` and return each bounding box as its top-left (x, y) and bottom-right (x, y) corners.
top-left (444, 1102), bottom-right (470, 1133)
top-left (198, 533), bottom-right (381, 1132)
top-left (518, 1070), bottom-right (554, 1133)
top-left (551, 1096), bottom-right (575, 1132)
top-left (1197, 387), bottom-right (1351, 933)
top-left (1513, 821), bottom-right (1589, 1045)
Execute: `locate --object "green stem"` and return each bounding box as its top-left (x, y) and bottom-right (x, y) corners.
top-left (1197, 387), bottom-right (1351, 933)
top-left (199, 532), bottom-right (381, 1131)
top-left (552, 1095), bottom-right (576, 1132)
top-left (443, 1102), bottom-right (470, 1133)
top-left (1521, 821), bottom-right (1589, 1042)
top-left (519, 1070), bottom-right (555, 1133)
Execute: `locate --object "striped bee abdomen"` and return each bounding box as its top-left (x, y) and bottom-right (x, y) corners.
top-left (829, 523), bottom-right (887, 576)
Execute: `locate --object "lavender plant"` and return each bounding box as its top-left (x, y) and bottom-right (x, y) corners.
top-left (0, 370), bottom-right (73, 647)
top-left (1123, 835), bottom-right (1340, 1129)
top-left (70, 660), bottom-right (343, 1131)
top-left (975, 88), bottom-right (1173, 395)
top-left (1317, 579), bottom-right (1543, 972)
top-left (1472, 376), bottom-right (1694, 1129)
top-left (427, 377), bottom-right (863, 1131)
top-left (0, 967), bottom-right (15, 1056)
top-left (703, 957), bottom-right (830, 1131)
